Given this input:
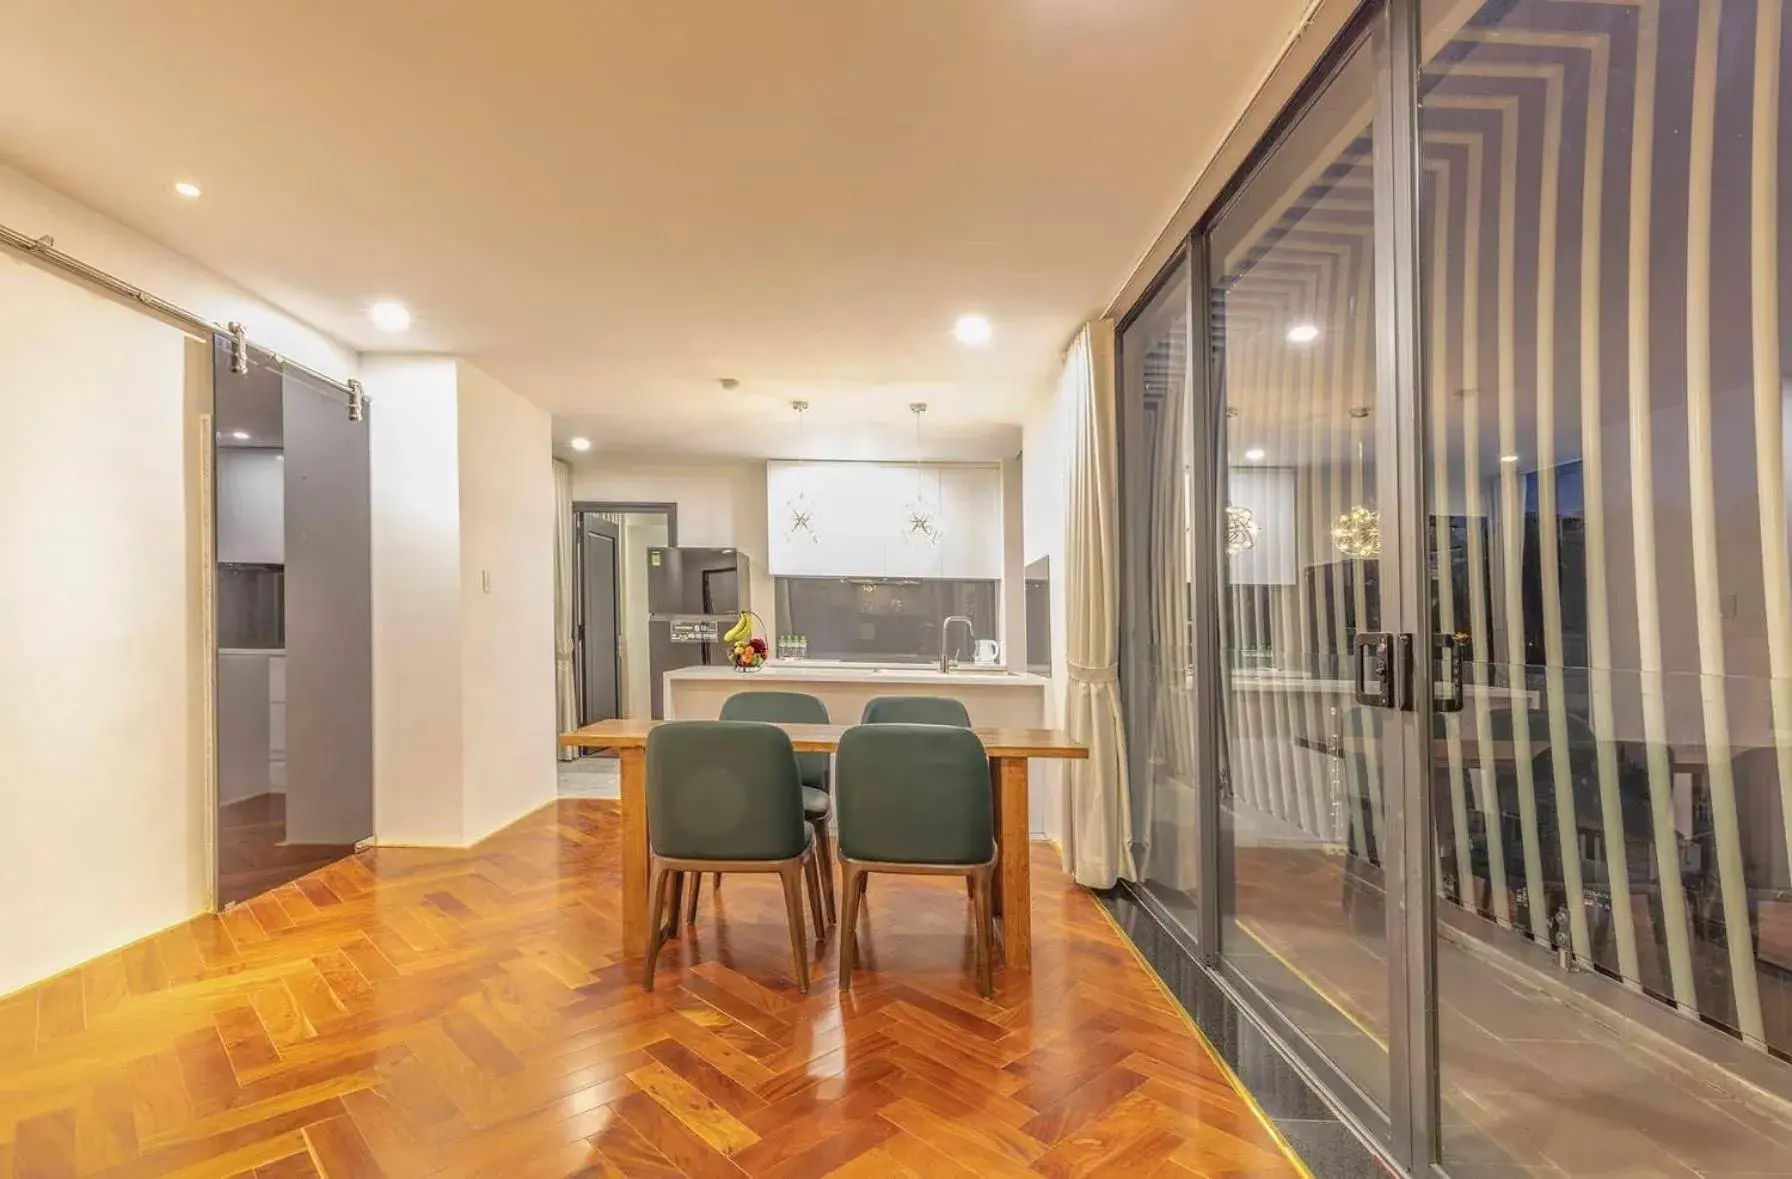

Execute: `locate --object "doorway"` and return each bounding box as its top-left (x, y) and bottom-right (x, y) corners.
top-left (212, 336), bottom-right (373, 908)
top-left (570, 502), bottom-right (677, 725)
top-left (576, 514), bottom-right (621, 724)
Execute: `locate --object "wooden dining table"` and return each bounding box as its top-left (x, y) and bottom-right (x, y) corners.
top-left (560, 719), bottom-right (1089, 968)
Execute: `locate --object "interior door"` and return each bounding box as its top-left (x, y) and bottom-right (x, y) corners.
top-left (213, 336), bottom-right (373, 908)
top-left (579, 516), bottom-right (622, 724)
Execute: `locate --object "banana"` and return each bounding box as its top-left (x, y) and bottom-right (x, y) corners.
top-left (722, 612), bottom-right (752, 644)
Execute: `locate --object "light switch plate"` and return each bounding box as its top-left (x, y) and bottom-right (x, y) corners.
top-left (482, 570), bottom-right (492, 594)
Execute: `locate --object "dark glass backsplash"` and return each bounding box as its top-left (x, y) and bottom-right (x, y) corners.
top-left (218, 563), bottom-right (284, 649)
top-left (773, 577), bottom-right (999, 664)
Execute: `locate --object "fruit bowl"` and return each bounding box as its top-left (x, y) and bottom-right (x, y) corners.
top-left (723, 612), bottom-right (769, 672)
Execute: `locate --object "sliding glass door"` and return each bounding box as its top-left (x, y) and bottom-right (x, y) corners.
top-left (1117, 0), bottom-right (1792, 1172)
top-left (1120, 256), bottom-right (1201, 930)
top-left (213, 340), bottom-right (373, 907)
top-left (1205, 22), bottom-right (1401, 1132)
top-left (1417, 0), bottom-right (1792, 1170)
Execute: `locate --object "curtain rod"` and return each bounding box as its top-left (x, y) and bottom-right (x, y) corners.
top-left (0, 218), bottom-right (363, 412)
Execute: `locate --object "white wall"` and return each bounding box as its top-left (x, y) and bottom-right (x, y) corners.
top-left (0, 254), bottom-right (208, 994)
top-left (1022, 383), bottom-right (1072, 842)
top-left (1000, 456), bottom-right (1026, 671)
top-left (570, 458), bottom-right (776, 621)
top-left (0, 165), bottom-right (353, 380)
top-left (456, 361), bottom-right (557, 843)
top-left (364, 357), bottom-right (557, 847)
top-left (366, 358), bottom-right (467, 846)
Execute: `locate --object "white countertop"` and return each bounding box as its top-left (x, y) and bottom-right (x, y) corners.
top-left (665, 662), bottom-right (1047, 688)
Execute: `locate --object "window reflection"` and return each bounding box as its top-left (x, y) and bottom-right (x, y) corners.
top-left (1421, 0), bottom-right (1792, 1169)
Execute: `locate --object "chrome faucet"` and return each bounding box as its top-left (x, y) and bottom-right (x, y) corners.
top-left (941, 616), bottom-right (975, 673)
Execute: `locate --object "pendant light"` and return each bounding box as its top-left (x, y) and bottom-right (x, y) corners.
top-left (901, 402), bottom-right (944, 546)
top-left (1331, 406), bottom-right (1380, 558)
top-left (782, 400), bottom-right (820, 543)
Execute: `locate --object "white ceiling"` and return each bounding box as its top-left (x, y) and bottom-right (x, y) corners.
top-left (0, 0), bottom-right (1305, 460)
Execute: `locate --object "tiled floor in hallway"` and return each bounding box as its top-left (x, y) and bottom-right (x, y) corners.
top-left (0, 800), bottom-right (1306, 1177)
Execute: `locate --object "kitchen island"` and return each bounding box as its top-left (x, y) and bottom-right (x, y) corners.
top-left (664, 662), bottom-right (1050, 728)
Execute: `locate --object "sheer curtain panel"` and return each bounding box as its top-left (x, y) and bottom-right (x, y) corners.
top-left (1061, 321), bottom-right (1136, 886)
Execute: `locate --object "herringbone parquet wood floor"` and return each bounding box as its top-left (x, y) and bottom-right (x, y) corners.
top-left (0, 800), bottom-right (1305, 1178)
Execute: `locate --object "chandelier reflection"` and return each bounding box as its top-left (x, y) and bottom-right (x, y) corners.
top-left (1331, 505), bottom-right (1381, 558)
top-left (1225, 505), bottom-right (1260, 554)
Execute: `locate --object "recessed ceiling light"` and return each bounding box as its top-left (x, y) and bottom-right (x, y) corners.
top-left (568, 437), bottom-right (592, 452)
top-left (1286, 323), bottom-right (1320, 344)
top-left (173, 181), bottom-right (202, 199)
top-left (230, 430), bottom-right (250, 441)
top-left (1500, 453), bottom-right (1521, 464)
top-left (1244, 448), bottom-right (1266, 462)
top-left (368, 300), bottom-right (412, 333)
top-left (953, 314), bottom-right (992, 347)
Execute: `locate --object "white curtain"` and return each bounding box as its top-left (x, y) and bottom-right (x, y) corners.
top-left (1060, 320), bottom-right (1136, 887)
top-left (553, 460), bottom-right (580, 760)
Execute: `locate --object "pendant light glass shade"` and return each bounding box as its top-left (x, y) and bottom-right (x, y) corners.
top-left (782, 400), bottom-right (820, 543)
top-left (1331, 504), bottom-right (1381, 558)
top-left (901, 402), bottom-right (944, 546)
top-left (1331, 406), bottom-right (1378, 558)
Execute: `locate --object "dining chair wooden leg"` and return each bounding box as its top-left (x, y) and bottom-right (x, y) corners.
top-left (971, 867), bottom-right (995, 998)
top-left (810, 817), bottom-right (837, 926)
top-left (777, 861), bottom-right (811, 994)
top-left (665, 872), bottom-right (686, 938)
top-left (643, 863), bottom-right (673, 992)
top-left (684, 871), bottom-right (703, 925)
top-left (838, 861), bottom-right (863, 990)
top-left (803, 851), bottom-right (826, 937)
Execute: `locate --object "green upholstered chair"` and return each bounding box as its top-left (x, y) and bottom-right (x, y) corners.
top-left (834, 723), bottom-right (996, 996)
top-left (689, 691), bottom-right (836, 925)
top-left (642, 721), bottom-right (825, 992)
top-left (859, 695), bottom-right (972, 727)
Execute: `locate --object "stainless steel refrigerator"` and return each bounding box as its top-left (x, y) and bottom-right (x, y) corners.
top-left (646, 547), bottom-right (751, 717)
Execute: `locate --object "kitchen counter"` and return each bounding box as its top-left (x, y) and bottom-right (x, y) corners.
top-left (663, 661), bottom-right (1049, 727)
top-left (665, 662), bottom-right (1044, 687)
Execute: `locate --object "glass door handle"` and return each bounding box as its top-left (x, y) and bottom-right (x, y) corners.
top-left (1353, 633), bottom-right (1396, 708)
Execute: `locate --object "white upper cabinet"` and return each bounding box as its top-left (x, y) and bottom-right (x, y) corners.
top-left (767, 461), bottom-right (1003, 580)
top-left (217, 449), bottom-right (285, 565)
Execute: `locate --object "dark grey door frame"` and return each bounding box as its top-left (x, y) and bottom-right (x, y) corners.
top-left (571, 501), bottom-right (679, 545)
top-left (1372, 0), bottom-right (1439, 1168)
